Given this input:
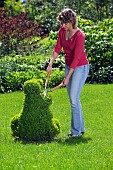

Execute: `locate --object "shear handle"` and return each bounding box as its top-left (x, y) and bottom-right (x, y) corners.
top-left (51, 82), bottom-right (63, 91)
top-left (45, 72), bottom-right (51, 88)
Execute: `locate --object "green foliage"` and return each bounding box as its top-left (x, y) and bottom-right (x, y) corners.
top-left (25, 0), bottom-right (60, 31)
top-left (84, 18), bottom-right (113, 83)
top-left (4, 0), bottom-right (23, 16)
top-left (11, 113), bottom-right (22, 138)
top-left (0, 16), bottom-right (113, 93)
top-left (0, 53), bottom-right (64, 92)
top-left (23, 0), bottom-right (113, 30)
top-left (11, 79), bottom-right (60, 141)
top-left (48, 18), bottom-right (113, 84)
top-left (49, 68), bottom-right (64, 87)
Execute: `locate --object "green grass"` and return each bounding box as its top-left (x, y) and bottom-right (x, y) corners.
top-left (0, 84), bottom-right (113, 170)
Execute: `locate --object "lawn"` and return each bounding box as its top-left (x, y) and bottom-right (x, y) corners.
top-left (0, 84), bottom-right (113, 170)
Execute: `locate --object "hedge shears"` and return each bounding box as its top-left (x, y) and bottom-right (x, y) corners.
top-left (43, 73), bottom-right (63, 97)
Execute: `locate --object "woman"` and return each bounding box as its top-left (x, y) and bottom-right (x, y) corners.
top-left (47, 8), bottom-right (90, 137)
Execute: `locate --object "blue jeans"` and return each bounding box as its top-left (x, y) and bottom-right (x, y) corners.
top-left (65, 64), bottom-right (90, 135)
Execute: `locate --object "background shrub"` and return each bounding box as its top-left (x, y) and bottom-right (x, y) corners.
top-left (0, 53), bottom-right (64, 92)
top-left (0, 9), bottom-right (48, 57)
top-left (0, 16), bottom-right (113, 93)
top-left (85, 18), bottom-right (113, 84)
top-left (11, 79), bottom-right (60, 141)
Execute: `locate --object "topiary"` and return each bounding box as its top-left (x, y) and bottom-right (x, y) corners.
top-left (11, 79), bottom-right (60, 142)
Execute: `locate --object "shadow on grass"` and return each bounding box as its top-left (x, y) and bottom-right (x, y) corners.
top-left (14, 136), bottom-right (92, 145)
top-left (14, 137), bottom-right (53, 145)
top-left (54, 136), bottom-right (92, 145)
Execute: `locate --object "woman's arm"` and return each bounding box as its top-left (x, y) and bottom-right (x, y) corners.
top-left (46, 51), bottom-right (59, 74)
top-left (46, 28), bottom-right (63, 74)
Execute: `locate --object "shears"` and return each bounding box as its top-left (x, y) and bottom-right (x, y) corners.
top-left (43, 73), bottom-right (63, 97)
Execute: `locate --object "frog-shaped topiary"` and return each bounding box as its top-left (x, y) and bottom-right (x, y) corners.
top-left (11, 79), bottom-right (60, 141)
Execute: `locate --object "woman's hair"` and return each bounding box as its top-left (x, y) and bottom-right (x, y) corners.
top-left (57, 8), bottom-right (78, 28)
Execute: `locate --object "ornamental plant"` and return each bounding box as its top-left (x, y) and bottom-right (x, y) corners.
top-left (0, 8), bottom-right (48, 57)
top-left (11, 79), bottom-right (60, 141)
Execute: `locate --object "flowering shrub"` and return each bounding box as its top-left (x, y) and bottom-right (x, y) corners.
top-left (0, 8), bottom-right (48, 57)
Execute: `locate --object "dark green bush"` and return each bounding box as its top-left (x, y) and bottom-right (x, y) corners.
top-left (11, 113), bottom-right (22, 138)
top-left (11, 79), bottom-right (60, 141)
top-left (85, 19), bottom-right (113, 84)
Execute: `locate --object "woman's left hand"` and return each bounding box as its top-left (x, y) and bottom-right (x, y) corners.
top-left (62, 77), bottom-right (69, 86)
top-left (62, 68), bottom-right (74, 86)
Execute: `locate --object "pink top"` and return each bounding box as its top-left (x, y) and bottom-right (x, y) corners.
top-left (54, 27), bottom-right (89, 69)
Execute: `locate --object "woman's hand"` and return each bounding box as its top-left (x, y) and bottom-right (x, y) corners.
top-left (62, 68), bottom-right (74, 86)
top-left (62, 77), bottom-right (69, 86)
top-left (46, 64), bottom-right (52, 75)
top-left (46, 51), bottom-right (59, 75)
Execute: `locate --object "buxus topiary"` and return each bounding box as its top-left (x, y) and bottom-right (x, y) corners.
top-left (11, 79), bottom-right (60, 141)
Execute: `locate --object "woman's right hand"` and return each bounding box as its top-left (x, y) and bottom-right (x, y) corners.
top-left (46, 51), bottom-right (58, 75)
top-left (46, 64), bottom-right (52, 75)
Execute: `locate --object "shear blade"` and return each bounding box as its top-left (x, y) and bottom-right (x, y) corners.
top-left (44, 90), bottom-right (47, 97)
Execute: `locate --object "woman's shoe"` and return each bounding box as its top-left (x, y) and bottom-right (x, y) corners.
top-left (81, 132), bottom-right (85, 135)
top-left (67, 133), bottom-right (82, 137)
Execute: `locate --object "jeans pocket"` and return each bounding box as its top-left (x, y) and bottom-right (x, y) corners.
top-left (76, 65), bottom-right (85, 73)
